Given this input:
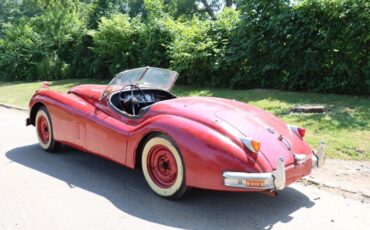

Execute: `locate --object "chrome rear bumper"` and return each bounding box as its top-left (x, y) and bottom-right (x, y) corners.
top-left (223, 141), bottom-right (326, 191)
top-left (223, 157), bottom-right (286, 191)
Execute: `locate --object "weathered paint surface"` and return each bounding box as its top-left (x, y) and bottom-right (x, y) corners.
top-left (28, 84), bottom-right (313, 192)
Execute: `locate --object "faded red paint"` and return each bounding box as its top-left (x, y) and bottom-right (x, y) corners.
top-left (28, 84), bottom-right (313, 192)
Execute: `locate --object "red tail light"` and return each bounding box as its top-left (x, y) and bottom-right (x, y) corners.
top-left (42, 81), bottom-right (50, 89)
top-left (298, 127), bottom-right (305, 138)
top-left (289, 125), bottom-right (305, 138)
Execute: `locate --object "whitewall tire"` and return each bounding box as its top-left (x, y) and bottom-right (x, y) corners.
top-left (141, 134), bottom-right (187, 199)
top-left (35, 107), bottom-right (60, 152)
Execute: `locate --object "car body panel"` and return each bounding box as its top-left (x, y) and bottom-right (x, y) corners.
top-left (68, 84), bottom-right (105, 105)
top-left (30, 90), bottom-right (131, 165)
top-left (141, 97), bottom-right (313, 169)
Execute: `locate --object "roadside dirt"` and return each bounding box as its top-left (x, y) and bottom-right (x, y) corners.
top-left (300, 159), bottom-right (370, 203)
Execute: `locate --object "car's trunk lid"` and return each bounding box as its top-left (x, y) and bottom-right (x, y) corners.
top-left (214, 107), bottom-right (295, 169)
top-left (155, 97), bottom-right (296, 169)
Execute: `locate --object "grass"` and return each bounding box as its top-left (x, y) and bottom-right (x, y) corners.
top-left (0, 79), bottom-right (369, 161)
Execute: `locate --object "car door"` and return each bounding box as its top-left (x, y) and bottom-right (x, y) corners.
top-left (85, 103), bottom-right (131, 166)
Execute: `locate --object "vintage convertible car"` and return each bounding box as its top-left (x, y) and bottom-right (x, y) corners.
top-left (26, 67), bottom-right (325, 199)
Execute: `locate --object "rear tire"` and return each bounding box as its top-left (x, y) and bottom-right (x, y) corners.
top-left (141, 134), bottom-right (187, 199)
top-left (35, 106), bottom-right (60, 152)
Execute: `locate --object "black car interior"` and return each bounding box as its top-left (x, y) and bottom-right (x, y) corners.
top-left (109, 85), bottom-right (176, 116)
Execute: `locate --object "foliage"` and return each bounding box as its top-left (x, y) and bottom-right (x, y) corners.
top-left (169, 8), bottom-right (240, 87)
top-left (169, 18), bottom-right (213, 85)
top-left (0, 19), bottom-right (40, 80)
top-left (0, 2), bottom-right (87, 80)
top-left (139, 17), bottom-right (175, 67)
top-left (164, 0), bottom-right (198, 19)
top-left (91, 11), bottom-right (176, 77)
top-left (91, 14), bottom-right (144, 77)
top-left (87, 0), bottom-right (126, 29)
top-left (0, 0), bottom-right (369, 95)
top-left (232, 0), bottom-right (370, 94)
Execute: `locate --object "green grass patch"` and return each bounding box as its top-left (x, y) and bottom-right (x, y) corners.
top-left (1, 79), bottom-right (369, 161)
top-left (0, 79), bottom-right (108, 108)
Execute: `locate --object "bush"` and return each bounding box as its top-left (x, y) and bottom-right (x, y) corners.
top-left (91, 14), bottom-right (144, 78)
top-left (169, 8), bottom-right (240, 87)
top-left (138, 17), bottom-right (175, 68)
top-left (232, 0), bottom-right (370, 94)
top-left (92, 13), bottom-right (176, 78)
top-left (169, 18), bottom-right (214, 85)
top-left (0, 19), bottom-right (41, 80)
top-left (0, 4), bottom-right (87, 80)
top-left (0, 0), bottom-right (369, 95)
top-left (287, 0), bottom-right (370, 94)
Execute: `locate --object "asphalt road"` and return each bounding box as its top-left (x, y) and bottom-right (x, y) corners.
top-left (1, 107), bottom-right (369, 230)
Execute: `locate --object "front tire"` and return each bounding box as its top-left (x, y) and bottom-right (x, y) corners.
top-left (141, 134), bottom-right (187, 199)
top-left (35, 106), bottom-right (60, 152)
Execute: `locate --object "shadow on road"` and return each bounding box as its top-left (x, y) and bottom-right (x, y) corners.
top-left (6, 144), bottom-right (315, 229)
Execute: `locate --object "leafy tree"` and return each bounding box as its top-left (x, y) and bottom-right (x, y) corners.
top-left (0, 0), bottom-right (369, 95)
top-left (0, 2), bottom-right (87, 80)
top-left (88, 0), bottom-right (128, 28)
top-left (0, 0), bottom-right (22, 36)
top-left (91, 14), bottom-right (144, 76)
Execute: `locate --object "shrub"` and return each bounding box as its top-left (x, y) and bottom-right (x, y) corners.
top-left (0, 0), bottom-right (369, 95)
top-left (0, 4), bottom-right (87, 80)
top-left (169, 8), bottom-right (240, 87)
top-left (232, 0), bottom-right (370, 94)
top-left (91, 14), bottom-right (145, 78)
top-left (169, 18), bottom-right (214, 85)
top-left (0, 19), bottom-right (41, 80)
top-left (286, 0), bottom-right (370, 94)
top-left (138, 17), bottom-right (175, 68)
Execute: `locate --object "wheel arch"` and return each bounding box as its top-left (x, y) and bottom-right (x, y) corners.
top-left (134, 131), bottom-right (184, 169)
top-left (135, 131), bottom-right (162, 169)
top-left (30, 102), bottom-right (46, 126)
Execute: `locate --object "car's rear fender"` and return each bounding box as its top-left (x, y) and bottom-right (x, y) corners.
top-left (127, 115), bottom-right (273, 191)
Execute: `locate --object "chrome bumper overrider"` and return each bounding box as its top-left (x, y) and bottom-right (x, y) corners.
top-left (223, 157), bottom-right (286, 191)
top-left (312, 140), bottom-right (326, 168)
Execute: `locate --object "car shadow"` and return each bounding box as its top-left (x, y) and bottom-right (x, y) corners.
top-left (6, 144), bottom-right (315, 229)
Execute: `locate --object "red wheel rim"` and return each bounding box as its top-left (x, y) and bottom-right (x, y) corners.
top-left (147, 144), bottom-right (178, 188)
top-left (37, 115), bottom-right (50, 145)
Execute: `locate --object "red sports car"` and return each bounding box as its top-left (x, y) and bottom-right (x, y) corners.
top-left (26, 67), bottom-right (325, 199)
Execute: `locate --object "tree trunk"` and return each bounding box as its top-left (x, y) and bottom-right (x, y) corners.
top-left (226, 0), bottom-right (233, 7)
top-left (200, 0), bottom-right (216, 20)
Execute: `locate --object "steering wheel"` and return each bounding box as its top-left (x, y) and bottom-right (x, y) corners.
top-left (119, 84), bottom-right (148, 116)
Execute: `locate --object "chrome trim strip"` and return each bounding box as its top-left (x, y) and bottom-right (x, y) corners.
top-left (294, 153), bottom-right (307, 163)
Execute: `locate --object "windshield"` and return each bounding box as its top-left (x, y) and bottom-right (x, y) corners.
top-left (101, 67), bottom-right (178, 99)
